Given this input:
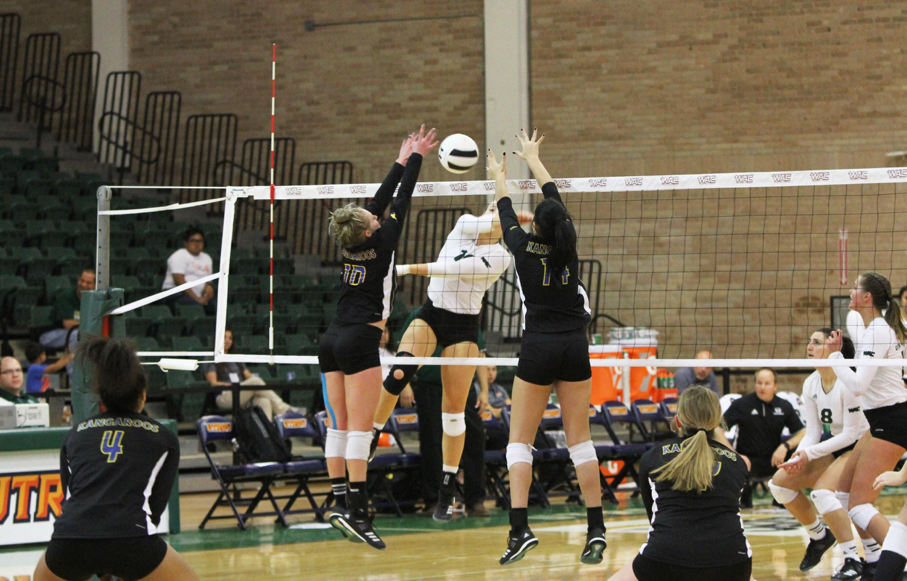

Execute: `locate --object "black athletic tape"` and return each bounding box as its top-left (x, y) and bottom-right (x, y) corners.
top-left (383, 351), bottom-right (418, 396)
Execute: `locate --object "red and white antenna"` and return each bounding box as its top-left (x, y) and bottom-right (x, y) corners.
top-left (839, 228), bottom-right (848, 286)
top-left (269, 43), bottom-right (276, 355)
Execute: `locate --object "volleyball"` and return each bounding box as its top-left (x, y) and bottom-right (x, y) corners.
top-left (438, 133), bottom-right (479, 174)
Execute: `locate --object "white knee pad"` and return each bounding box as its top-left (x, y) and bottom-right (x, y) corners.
top-left (768, 480), bottom-right (800, 505)
top-left (883, 522), bottom-right (907, 559)
top-left (836, 490), bottom-right (850, 508)
top-left (506, 443), bottom-right (534, 469)
top-left (849, 503), bottom-right (881, 531)
top-left (568, 440), bottom-right (598, 467)
top-left (441, 412), bottom-right (466, 437)
top-left (345, 430), bottom-right (373, 461)
top-left (325, 428), bottom-right (347, 459)
top-left (811, 489), bottom-right (843, 515)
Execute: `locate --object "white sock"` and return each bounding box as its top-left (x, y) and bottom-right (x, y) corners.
top-left (373, 422), bottom-right (384, 431)
top-left (805, 518), bottom-right (826, 541)
top-left (442, 464), bottom-right (458, 475)
top-left (841, 539), bottom-right (859, 559)
top-left (864, 538), bottom-right (882, 563)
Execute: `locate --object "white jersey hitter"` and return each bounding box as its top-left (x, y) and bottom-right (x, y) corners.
top-left (416, 213), bottom-right (512, 313)
top-left (373, 204), bottom-right (531, 523)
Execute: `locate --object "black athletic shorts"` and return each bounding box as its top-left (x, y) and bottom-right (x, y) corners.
top-left (833, 441), bottom-right (857, 459)
top-left (516, 328), bottom-right (592, 385)
top-left (318, 322), bottom-right (383, 375)
top-left (863, 401), bottom-right (907, 450)
top-left (45, 535), bottom-right (168, 581)
top-left (632, 553), bottom-right (751, 581)
top-left (414, 299), bottom-right (479, 348)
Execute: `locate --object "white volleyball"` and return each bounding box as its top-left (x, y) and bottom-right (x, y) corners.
top-left (438, 133), bottom-right (479, 174)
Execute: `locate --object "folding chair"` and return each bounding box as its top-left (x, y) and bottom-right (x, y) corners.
top-left (660, 397), bottom-right (678, 420)
top-left (597, 401), bottom-right (652, 495)
top-left (273, 411), bottom-right (328, 521)
top-left (632, 399), bottom-right (674, 441)
top-left (196, 416), bottom-right (287, 530)
top-left (534, 404), bottom-right (584, 504)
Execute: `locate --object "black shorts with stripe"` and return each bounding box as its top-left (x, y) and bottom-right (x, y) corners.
top-left (863, 401), bottom-right (907, 450)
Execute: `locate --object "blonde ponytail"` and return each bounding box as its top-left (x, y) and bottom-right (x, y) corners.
top-left (328, 203), bottom-right (369, 248)
top-left (652, 386), bottom-right (723, 492)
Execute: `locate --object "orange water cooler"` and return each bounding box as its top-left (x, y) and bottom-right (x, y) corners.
top-left (589, 345), bottom-right (623, 405)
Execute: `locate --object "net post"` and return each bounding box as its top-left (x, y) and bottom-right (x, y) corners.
top-left (96, 185), bottom-right (112, 290)
top-left (214, 189), bottom-right (238, 361)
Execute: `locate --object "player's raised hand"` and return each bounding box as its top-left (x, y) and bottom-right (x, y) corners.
top-left (396, 134), bottom-right (414, 166)
top-left (513, 127), bottom-right (545, 161)
top-left (826, 329), bottom-right (843, 353)
top-left (486, 149), bottom-right (506, 180)
top-left (410, 125), bottom-right (439, 156)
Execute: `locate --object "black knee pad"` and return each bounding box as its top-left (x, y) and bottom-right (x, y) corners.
top-left (383, 352), bottom-right (418, 395)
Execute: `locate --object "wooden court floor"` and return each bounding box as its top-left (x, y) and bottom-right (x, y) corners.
top-left (5, 489), bottom-right (907, 580)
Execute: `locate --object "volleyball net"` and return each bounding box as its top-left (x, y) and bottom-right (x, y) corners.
top-left (95, 166), bottom-right (907, 385)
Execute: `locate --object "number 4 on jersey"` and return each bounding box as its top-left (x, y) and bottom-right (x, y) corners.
top-left (101, 430), bottom-right (125, 463)
top-left (540, 258), bottom-right (569, 286)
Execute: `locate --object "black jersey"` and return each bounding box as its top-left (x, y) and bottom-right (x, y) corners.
top-left (53, 411), bottom-right (180, 539)
top-left (723, 393), bottom-right (804, 459)
top-left (638, 437), bottom-right (751, 568)
top-left (334, 153), bottom-right (423, 324)
top-left (497, 182), bottom-right (591, 333)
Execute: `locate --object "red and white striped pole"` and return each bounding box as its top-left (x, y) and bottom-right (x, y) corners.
top-left (269, 43), bottom-right (276, 355)
top-left (839, 228), bottom-right (848, 286)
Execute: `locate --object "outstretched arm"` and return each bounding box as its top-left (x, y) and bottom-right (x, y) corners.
top-left (384, 125), bottom-right (438, 237)
top-left (365, 135), bottom-right (414, 217)
top-left (398, 253), bottom-right (510, 280)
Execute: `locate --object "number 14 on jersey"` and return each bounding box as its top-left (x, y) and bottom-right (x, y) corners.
top-left (540, 258), bottom-right (569, 286)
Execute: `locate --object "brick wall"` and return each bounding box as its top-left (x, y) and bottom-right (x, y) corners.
top-left (530, 0), bottom-right (907, 177)
top-left (127, 0), bottom-right (486, 186)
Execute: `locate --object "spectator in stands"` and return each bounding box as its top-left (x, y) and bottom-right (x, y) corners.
top-left (899, 285), bottom-right (907, 309)
top-left (0, 356), bottom-right (37, 404)
top-left (474, 361), bottom-right (511, 451)
top-left (722, 368), bottom-right (806, 507)
top-left (162, 227), bottom-right (215, 312)
top-left (204, 329), bottom-right (299, 420)
top-left (24, 342), bottom-right (73, 395)
top-left (673, 349), bottom-right (720, 396)
top-left (39, 268), bottom-right (95, 350)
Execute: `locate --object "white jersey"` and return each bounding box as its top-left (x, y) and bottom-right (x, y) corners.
top-left (829, 317), bottom-right (907, 410)
top-left (797, 371), bottom-right (869, 461)
top-left (426, 214), bottom-right (512, 314)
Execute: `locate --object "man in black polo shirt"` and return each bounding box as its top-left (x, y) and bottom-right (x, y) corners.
top-left (723, 368), bottom-right (805, 495)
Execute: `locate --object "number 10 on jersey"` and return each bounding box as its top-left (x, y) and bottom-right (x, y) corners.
top-left (343, 264), bottom-right (366, 286)
top-left (540, 258), bottom-right (569, 286)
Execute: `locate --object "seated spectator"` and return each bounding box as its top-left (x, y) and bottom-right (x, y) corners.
top-left (722, 368), bottom-right (806, 506)
top-left (473, 362), bottom-right (511, 451)
top-left (39, 268), bottom-right (95, 350)
top-left (24, 342), bottom-right (73, 395)
top-left (674, 349), bottom-right (720, 396)
top-left (162, 226), bottom-right (215, 311)
top-left (473, 363), bottom-right (511, 418)
top-left (204, 329), bottom-right (299, 420)
top-left (0, 356), bottom-right (37, 404)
